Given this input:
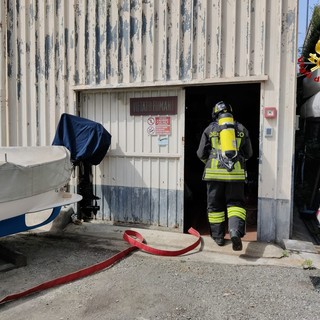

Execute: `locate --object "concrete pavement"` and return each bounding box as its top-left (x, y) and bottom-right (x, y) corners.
top-left (55, 217), bottom-right (320, 270)
top-left (20, 206), bottom-right (320, 270)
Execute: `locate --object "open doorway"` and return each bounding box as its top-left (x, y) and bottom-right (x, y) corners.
top-left (184, 83), bottom-right (260, 240)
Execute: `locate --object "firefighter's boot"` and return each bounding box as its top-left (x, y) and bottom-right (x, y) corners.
top-left (229, 229), bottom-right (242, 251)
top-left (213, 237), bottom-right (225, 246)
top-left (209, 220), bottom-right (225, 246)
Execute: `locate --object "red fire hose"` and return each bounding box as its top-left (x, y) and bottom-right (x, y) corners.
top-left (0, 228), bottom-right (201, 304)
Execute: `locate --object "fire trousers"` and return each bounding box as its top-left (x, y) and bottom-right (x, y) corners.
top-left (206, 180), bottom-right (246, 239)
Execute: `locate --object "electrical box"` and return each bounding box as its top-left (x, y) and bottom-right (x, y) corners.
top-left (265, 127), bottom-right (273, 137)
top-left (264, 107), bottom-right (277, 119)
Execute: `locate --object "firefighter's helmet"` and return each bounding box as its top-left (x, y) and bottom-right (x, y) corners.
top-left (212, 101), bottom-right (233, 119)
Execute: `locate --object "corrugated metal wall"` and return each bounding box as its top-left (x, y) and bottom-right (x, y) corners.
top-left (81, 88), bottom-right (184, 228)
top-left (1, 0), bottom-right (298, 240)
top-left (0, 1), bottom-right (6, 146)
top-left (4, 0), bottom-right (78, 146)
top-left (2, 0), bottom-right (272, 146)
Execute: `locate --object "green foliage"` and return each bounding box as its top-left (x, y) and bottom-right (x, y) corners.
top-left (302, 259), bottom-right (314, 270)
top-left (282, 250), bottom-right (290, 258)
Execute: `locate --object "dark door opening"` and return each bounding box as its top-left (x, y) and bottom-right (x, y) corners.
top-left (184, 84), bottom-right (260, 238)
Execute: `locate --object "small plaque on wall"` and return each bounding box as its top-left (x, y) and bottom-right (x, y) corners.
top-left (130, 96), bottom-right (178, 116)
top-left (146, 116), bottom-right (171, 136)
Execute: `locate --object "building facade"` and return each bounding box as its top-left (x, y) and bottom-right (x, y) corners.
top-left (0, 0), bottom-right (298, 242)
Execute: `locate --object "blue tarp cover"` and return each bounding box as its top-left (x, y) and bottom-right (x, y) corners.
top-left (52, 113), bottom-right (111, 165)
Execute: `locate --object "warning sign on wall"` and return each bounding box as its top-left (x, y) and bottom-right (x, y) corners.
top-left (147, 116), bottom-right (171, 136)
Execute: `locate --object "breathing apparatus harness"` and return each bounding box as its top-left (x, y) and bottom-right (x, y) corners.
top-left (212, 101), bottom-right (238, 172)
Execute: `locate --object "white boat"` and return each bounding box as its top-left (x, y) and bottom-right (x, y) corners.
top-left (0, 146), bottom-right (82, 236)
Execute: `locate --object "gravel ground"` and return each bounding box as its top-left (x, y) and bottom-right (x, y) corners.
top-left (0, 232), bottom-right (320, 320)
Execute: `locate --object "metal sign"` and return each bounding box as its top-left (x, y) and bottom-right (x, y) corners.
top-left (130, 96), bottom-right (178, 116)
top-left (147, 116), bottom-right (171, 136)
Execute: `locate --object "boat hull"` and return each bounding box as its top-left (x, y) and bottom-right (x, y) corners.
top-left (0, 146), bottom-right (82, 236)
top-left (0, 189), bottom-right (82, 222)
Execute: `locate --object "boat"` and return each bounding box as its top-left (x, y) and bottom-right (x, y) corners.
top-left (0, 146), bottom-right (82, 237)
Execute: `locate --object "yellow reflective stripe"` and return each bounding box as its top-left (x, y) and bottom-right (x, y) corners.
top-left (209, 160), bottom-right (244, 173)
top-left (227, 206), bottom-right (246, 221)
top-left (205, 170), bottom-right (245, 180)
top-left (205, 159), bottom-right (245, 180)
top-left (209, 131), bottom-right (219, 138)
top-left (236, 137), bottom-right (241, 150)
top-left (206, 171), bottom-right (245, 177)
top-left (208, 211), bottom-right (225, 223)
top-left (234, 161), bottom-right (242, 170)
top-left (211, 137), bottom-right (218, 149)
top-left (205, 174), bottom-right (245, 181)
top-left (210, 158), bottom-right (218, 168)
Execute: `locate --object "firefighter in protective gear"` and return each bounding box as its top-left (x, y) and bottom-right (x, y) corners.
top-left (197, 101), bottom-right (253, 251)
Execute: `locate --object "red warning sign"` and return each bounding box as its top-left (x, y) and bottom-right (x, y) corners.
top-left (155, 116), bottom-right (171, 135)
top-left (147, 116), bottom-right (171, 136)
